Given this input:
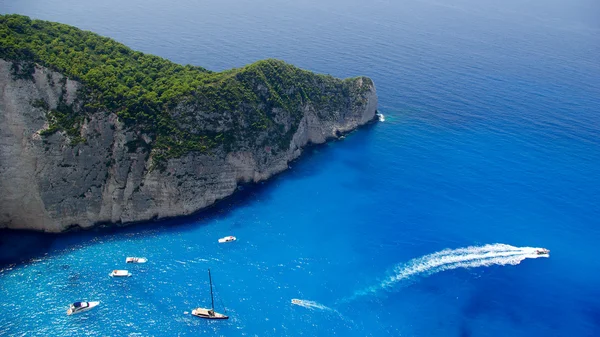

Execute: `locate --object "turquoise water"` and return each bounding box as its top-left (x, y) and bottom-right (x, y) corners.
top-left (1, 0), bottom-right (600, 336)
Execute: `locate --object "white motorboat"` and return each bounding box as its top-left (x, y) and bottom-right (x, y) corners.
top-left (109, 269), bottom-right (132, 277)
top-left (66, 301), bottom-right (100, 315)
top-left (377, 113), bottom-right (385, 122)
top-left (218, 236), bottom-right (237, 243)
top-left (536, 248), bottom-right (550, 255)
top-left (126, 257), bottom-right (148, 264)
top-left (191, 269), bottom-right (229, 320)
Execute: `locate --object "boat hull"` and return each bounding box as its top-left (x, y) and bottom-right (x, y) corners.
top-left (191, 308), bottom-right (229, 320)
top-left (109, 270), bottom-right (132, 277)
top-left (126, 257), bottom-right (148, 264)
top-left (67, 301), bottom-right (100, 315)
top-left (218, 236), bottom-right (237, 243)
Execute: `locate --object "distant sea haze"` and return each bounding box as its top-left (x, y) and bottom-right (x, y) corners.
top-left (1, 0), bottom-right (599, 336)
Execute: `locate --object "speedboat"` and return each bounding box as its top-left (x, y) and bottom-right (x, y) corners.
top-left (109, 269), bottom-right (132, 277)
top-left (218, 236), bottom-right (237, 243)
top-left (536, 248), bottom-right (550, 255)
top-left (66, 301), bottom-right (100, 315)
top-left (291, 299), bottom-right (302, 305)
top-left (126, 257), bottom-right (147, 264)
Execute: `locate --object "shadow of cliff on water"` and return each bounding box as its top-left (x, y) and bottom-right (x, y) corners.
top-left (0, 122), bottom-right (379, 269)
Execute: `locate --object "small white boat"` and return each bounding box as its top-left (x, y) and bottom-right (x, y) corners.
top-left (126, 257), bottom-right (147, 264)
top-left (536, 248), bottom-right (550, 255)
top-left (66, 301), bottom-right (100, 315)
top-left (377, 113), bottom-right (385, 122)
top-left (218, 236), bottom-right (237, 243)
top-left (291, 299), bottom-right (302, 305)
top-left (109, 269), bottom-right (132, 277)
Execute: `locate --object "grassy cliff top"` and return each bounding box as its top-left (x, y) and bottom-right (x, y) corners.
top-left (0, 14), bottom-right (373, 162)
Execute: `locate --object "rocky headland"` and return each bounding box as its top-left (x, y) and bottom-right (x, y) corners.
top-left (0, 15), bottom-right (378, 232)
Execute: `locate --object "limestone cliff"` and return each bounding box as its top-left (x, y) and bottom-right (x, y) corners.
top-left (0, 59), bottom-right (377, 232)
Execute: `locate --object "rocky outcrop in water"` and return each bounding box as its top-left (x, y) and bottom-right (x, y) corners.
top-left (0, 59), bottom-right (377, 232)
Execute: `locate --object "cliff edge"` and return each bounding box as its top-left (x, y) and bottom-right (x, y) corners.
top-left (0, 15), bottom-right (378, 232)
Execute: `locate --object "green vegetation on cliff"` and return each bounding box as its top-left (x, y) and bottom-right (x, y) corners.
top-left (0, 14), bottom-right (373, 163)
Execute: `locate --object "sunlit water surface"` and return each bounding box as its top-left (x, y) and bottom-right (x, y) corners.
top-left (1, 0), bottom-right (599, 335)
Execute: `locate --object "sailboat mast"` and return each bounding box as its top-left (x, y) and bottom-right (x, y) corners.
top-left (208, 269), bottom-right (215, 310)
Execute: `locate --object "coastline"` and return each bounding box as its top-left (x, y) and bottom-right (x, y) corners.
top-left (0, 54), bottom-right (378, 233)
top-left (0, 120), bottom-right (379, 268)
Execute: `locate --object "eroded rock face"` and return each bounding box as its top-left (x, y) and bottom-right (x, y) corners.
top-left (0, 59), bottom-right (378, 232)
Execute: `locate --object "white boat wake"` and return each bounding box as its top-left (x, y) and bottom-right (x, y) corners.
top-left (345, 243), bottom-right (548, 301)
top-left (291, 298), bottom-right (355, 325)
top-left (291, 299), bottom-right (333, 311)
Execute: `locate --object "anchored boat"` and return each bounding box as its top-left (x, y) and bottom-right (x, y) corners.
top-left (218, 236), bottom-right (237, 243)
top-left (191, 269), bottom-right (229, 320)
top-left (126, 257), bottom-right (148, 264)
top-left (66, 301), bottom-right (100, 315)
top-left (109, 270), bottom-right (132, 277)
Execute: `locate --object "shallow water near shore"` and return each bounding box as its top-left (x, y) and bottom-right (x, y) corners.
top-left (1, 0), bottom-right (600, 336)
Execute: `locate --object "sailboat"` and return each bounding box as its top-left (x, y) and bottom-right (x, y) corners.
top-left (191, 269), bottom-right (229, 320)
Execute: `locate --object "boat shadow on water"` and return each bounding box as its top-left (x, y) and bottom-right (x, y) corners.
top-left (0, 123), bottom-right (379, 269)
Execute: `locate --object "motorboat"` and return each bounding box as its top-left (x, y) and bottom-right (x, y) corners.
top-left (218, 236), bottom-right (236, 243)
top-left (191, 269), bottom-right (229, 320)
top-left (291, 299), bottom-right (302, 305)
top-left (126, 257), bottom-right (147, 264)
top-left (536, 248), bottom-right (550, 255)
top-left (66, 301), bottom-right (100, 315)
top-left (109, 269), bottom-right (132, 277)
top-left (377, 113), bottom-right (385, 122)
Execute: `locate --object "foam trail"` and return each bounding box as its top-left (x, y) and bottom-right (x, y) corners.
top-left (347, 244), bottom-right (548, 301)
top-left (291, 299), bottom-right (333, 311)
top-left (292, 298), bottom-right (355, 325)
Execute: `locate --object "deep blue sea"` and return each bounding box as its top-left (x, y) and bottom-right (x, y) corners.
top-left (1, 0), bottom-right (600, 336)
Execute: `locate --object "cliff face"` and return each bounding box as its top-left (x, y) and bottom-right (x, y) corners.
top-left (0, 59), bottom-right (377, 232)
